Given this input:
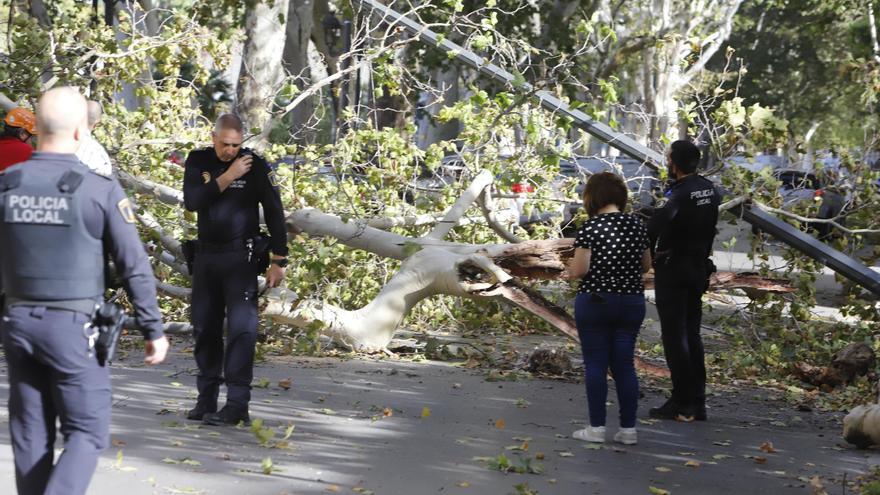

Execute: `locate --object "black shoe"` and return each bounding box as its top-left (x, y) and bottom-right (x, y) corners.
top-left (186, 402), bottom-right (216, 421)
top-left (649, 399), bottom-right (695, 422)
top-left (203, 406), bottom-right (250, 426)
top-left (694, 403), bottom-right (707, 421)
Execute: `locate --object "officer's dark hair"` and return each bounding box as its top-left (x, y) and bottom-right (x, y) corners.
top-left (583, 171), bottom-right (628, 217)
top-left (214, 113), bottom-right (244, 134)
top-left (669, 140), bottom-right (701, 174)
top-left (1, 123), bottom-right (27, 140)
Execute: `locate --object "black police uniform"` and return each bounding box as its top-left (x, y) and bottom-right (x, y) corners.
top-left (183, 147), bottom-right (287, 420)
top-left (0, 153), bottom-right (164, 495)
top-left (647, 173), bottom-right (720, 416)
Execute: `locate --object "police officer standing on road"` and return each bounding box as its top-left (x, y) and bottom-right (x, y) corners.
top-left (647, 140), bottom-right (720, 422)
top-left (0, 87), bottom-right (169, 495)
top-left (183, 113), bottom-right (288, 426)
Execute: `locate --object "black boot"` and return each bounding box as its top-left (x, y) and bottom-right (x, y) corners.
top-left (649, 399), bottom-right (695, 422)
top-left (694, 401), bottom-right (707, 421)
top-left (203, 406), bottom-right (250, 426)
top-left (186, 400), bottom-right (217, 421)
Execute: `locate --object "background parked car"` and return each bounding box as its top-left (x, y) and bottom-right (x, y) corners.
top-left (763, 168), bottom-right (847, 239)
top-left (557, 156), bottom-right (660, 237)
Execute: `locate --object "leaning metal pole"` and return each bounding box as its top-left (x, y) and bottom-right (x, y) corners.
top-left (350, 0), bottom-right (880, 297)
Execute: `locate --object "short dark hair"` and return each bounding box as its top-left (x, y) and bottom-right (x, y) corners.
top-left (583, 172), bottom-right (628, 217)
top-left (2, 124), bottom-right (27, 139)
top-left (669, 140), bottom-right (701, 174)
top-left (214, 113), bottom-right (244, 134)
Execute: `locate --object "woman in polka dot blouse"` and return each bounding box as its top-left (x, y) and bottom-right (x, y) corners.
top-left (568, 172), bottom-right (652, 445)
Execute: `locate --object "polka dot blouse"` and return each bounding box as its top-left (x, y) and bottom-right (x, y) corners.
top-left (573, 212), bottom-right (649, 294)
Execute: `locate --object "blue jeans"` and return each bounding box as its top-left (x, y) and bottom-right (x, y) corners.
top-left (574, 292), bottom-right (646, 428)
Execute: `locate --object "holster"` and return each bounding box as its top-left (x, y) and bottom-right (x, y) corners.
top-left (181, 239), bottom-right (196, 275)
top-left (93, 302), bottom-right (127, 367)
top-left (250, 233), bottom-right (272, 273)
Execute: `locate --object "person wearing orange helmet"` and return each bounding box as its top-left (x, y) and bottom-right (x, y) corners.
top-left (0, 107), bottom-right (37, 171)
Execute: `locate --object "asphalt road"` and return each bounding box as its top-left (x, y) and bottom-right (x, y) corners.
top-left (0, 349), bottom-right (875, 495)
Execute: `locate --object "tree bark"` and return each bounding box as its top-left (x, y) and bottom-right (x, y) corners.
top-left (420, 65), bottom-right (461, 147)
top-left (237, 0), bottom-right (291, 147)
top-left (282, 0), bottom-right (317, 144)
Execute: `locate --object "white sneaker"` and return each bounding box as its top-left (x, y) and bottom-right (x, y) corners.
top-left (614, 427), bottom-right (638, 445)
top-left (572, 426), bottom-right (606, 443)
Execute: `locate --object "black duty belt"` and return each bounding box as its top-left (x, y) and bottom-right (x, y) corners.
top-left (6, 297), bottom-right (98, 315)
top-left (195, 237), bottom-right (254, 253)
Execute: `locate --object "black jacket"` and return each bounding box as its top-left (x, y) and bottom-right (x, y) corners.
top-left (183, 148), bottom-right (288, 256)
top-left (647, 174), bottom-right (720, 261)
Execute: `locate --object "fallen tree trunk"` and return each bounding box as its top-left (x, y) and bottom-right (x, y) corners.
top-left (122, 168), bottom-right (791, 376)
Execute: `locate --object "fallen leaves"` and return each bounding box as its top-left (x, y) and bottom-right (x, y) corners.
top-left (655, 466), bottom-right (671, 473)
top-left (684, 460), bottom-right (701, 468)
top-left (809, 476), bottom-right (828, 495)
top-left (421, 407), bottom-right (431, 418)
top-left (261, 457), bottom-right (273, 475)
top-left (495, 418), bottom-right (506, 430)
top-left (480, 453), bottom-right (544, 475)
top-left (250, 419), bottom-right (294, 448)
top-left (162, 457), bottom-right (201, 466)
top-left (648, 487), bottom-right (671, 495)
top-left (759, 441), bottom-right (777, 454)
top-left (278, 378), bottom-right (292, 390)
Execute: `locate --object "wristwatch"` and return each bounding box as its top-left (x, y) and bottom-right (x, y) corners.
top-left (271, 258), bottom-right (289, 268)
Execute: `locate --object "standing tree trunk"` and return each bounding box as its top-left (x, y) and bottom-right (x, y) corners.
top-left (237, 0), bottom-right (291, 147)
top-left (282, 0), bottom-right (317, 144)
top-left (28, 0), bottom-right (51, 27)
top-left (421, 65), bottom-right (461, 147)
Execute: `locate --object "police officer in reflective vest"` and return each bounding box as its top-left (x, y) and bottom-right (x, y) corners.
top-left (183, 114), bottom-right (288, 426)
top-left (0, 87), bottom-right (169, 495)
top-left (647, 140), bottom-right (720, 422)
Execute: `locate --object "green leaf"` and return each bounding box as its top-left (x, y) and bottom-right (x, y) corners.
top-left (280, 424), bottom-right (295, 441)
top-left (261, 456), bottom-right (273, 475)
top-left (511, 69), bottom-right (527, 89)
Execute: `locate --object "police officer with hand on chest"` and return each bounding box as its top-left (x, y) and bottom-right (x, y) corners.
top-left (0, 87), bottom-right (169, 495)
top-left (647, 140), bottom-right (720, 423)
top-left (183, 113), bottom-right (288, 426)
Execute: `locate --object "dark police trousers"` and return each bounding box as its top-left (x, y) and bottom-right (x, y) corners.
top-left (191, 247), bottom-right (259, 412)
top-left (1, 305), bottom-right (110, 495)
top-left (654, 256), bottom-right (709, 408)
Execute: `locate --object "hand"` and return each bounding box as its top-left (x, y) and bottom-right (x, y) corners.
top-left (144, 336), bottom-right (169, 365)
top-left (227, 154), bottom-right (253, 180)
top-left (266, 263), bottom-right (285, 288)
